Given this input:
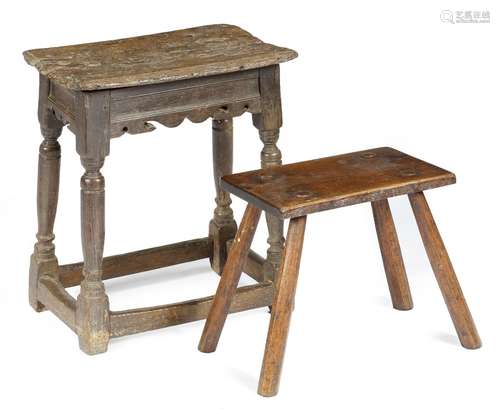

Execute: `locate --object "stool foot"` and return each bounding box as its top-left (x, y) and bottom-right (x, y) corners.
top-left (199, 204), bottom-right (262, 353)
top-left (409, 192), bottom-right (481, 349)
top-left (371, 199), bottom-right (413, 311)
top-left (76, 280), bottom-right (110, 355)
top-left (258, 216), bottom-right (307, 397)
top-left (29, 255), bottom-right (58, 312)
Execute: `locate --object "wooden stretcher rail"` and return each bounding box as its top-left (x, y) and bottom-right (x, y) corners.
top-left (227, 236), bottom-right (266, 282)
top-left (110, 282), bottom-right (273, 338)
top-left (244, 250), bottom-right (266, 282)
top-left (59, 237), bottom-right (210, 288)
top-left (58, 237), bottom-right (267, 288)
top-left (38, 276), bottom-right (77, 332)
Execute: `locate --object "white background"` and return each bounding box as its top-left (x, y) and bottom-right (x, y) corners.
top-left (2, 1), bottom-right (499, 408)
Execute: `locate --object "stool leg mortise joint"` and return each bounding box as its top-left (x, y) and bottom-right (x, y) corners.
top-left (371, 199), bottom-right (413, 310)
top-left (209, 118), bottom-right (237, 274)
top-left (76, 158), bottom-right (110, 355)
top-left (408, 192), bottom-right (481, 349)
top-left (199, 204), bottom-right (262, 353)
top-left (29, 75), bottom-right (63, 311)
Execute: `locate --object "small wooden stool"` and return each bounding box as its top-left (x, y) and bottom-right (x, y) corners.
top-left (23, 25), bottom-right (297, 354)
top-left (198, 147), bottom-right (481, 397)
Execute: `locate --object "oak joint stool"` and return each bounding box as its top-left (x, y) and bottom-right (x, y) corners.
top-left (24, 24), bottom-right (297, 355)
top-left (198, 147), bottom-right (481, 397)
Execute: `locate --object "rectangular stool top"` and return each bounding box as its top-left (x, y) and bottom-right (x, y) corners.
top-left (222, 147), bottom-right (456, 219)
top-left (23, 24), bottom-right (297, 91)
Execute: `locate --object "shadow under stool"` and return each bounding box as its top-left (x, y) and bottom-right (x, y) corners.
top-left (198, 147), bottom-right (481, 397)
top-left (23, 24), bottom-right (297, 354)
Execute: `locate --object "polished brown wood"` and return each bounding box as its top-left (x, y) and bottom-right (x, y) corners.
top-left (25, 25), bottom-right (296, 354)
top-left (371, 199), bottom-right (413, 310)
top-left (202, 148), bottom-right (480, 397)
top-left (221, 147), bottom-right (456, 219)
top-left (258, 216), bottom-right (306, 397)
top-left (199, 204), bottom-right (262, 353)
top-left (409, 192), bottom-right (481, 349)
top-left (23, 24), bottom-right (297, 90)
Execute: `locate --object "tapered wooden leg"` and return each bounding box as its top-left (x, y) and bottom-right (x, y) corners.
top-left (408, 192), bottom-right (481, 349)
top-left (371, 199), bottom-right (413, 310)
top-left (209, 118), bottom-right (237, 274)
top-left (258, 216), bottom-right (307, 397)
top-left (76, 158), bottom-right (110, 355)
top-left (199, 204), bottom-right (262, 353)
top-left (29, 75), bottom-right (63, 311)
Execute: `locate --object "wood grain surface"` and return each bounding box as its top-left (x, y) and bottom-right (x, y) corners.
top-left (23, 24), bottom-right (298, 90)
top-left (221, 147), bottom-right (456, 218)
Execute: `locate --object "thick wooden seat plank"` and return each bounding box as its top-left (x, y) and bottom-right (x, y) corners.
top-left (23, 24), bottom-right (297, 90)
top-left (221, 147), bottom-right (455, 218)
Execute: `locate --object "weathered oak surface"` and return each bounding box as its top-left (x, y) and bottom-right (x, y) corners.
top-left (25, 24), bottom-right (296, 355)
top-left (221, 147), bottom-right (456, 218)
top-left (59, 238), bottom-right (210, 288)
top-left (23, 24), bottom-right (298, 90)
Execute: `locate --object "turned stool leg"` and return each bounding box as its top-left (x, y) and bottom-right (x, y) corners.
top-left (408, 192), bottom-right (481, 349)
top-left (29, 75), bottom-right (63, 311)
top-left (209, 118), bottom-right (237, 274)
top-left (199, 204), bottom-right (261, 352)
top-left (253, 65), bottom-right (285, 282)
top-left (371, 199), bottom-right (413, 310)
top-left (258, 216), bottom-right (306, 397)
top-left (76, 158), bottom-right (110, 354)
top-left (259, 128), bottom-right (285, 281)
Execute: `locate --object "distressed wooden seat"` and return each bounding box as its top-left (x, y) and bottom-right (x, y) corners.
top-left (23, 24), bottom-right (297, 90)
top-left (24, 25), bottom-right (297, 355)
top-left (199, 147), bottom-right (481, 397)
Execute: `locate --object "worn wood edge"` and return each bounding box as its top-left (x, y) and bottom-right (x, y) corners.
top-left (24, 57), bottom-right (298, 91)
top-left (226, 240), bottom-right (266, 282)
top-left (22, 22), bottom-right (298, 91)
top-left (59, 237), bottom-right (210, 288)
top-left (109, 282), bottom-right (273, 338)
top-left (38, 276), bottom-right (77, 332)
top-left (222, 174), bottom-right (456, 219)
